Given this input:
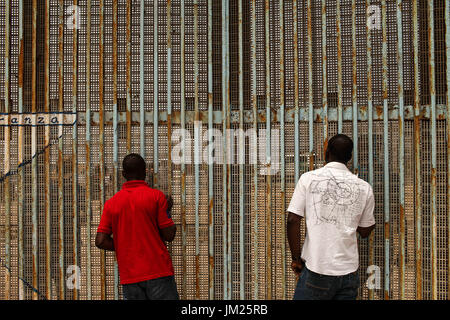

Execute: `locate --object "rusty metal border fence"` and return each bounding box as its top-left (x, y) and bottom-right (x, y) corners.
top-left (0, 0), bottom-right (449, 300)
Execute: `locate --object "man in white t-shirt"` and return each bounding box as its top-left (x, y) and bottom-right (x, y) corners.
top-left (287, 134), bottom-right (375, 300)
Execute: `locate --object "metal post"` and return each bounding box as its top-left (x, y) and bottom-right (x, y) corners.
top-left (99, 0), bottom-right (107, 300)
top-left (222, 0), bottom-right (230, 300)
top-left (427, 0), bottom-right (437, 300)
top-left (207, 0), bottom-right (215, 300)
top-left (366, 0), bottom-right (375, 300)
top-left (250, 0), bottom-right (258, 300)
top-left (351, 0), bottom-right (358, 174)
top-left (264, 0), bottom-right (272, 300)
top-left (4, 0), bottom-right (11, 301)
top-left (193, 0), bottom-right (200, 300)
top-left (412, 0), bottom-right (422, 300)
top-left (445, 0), bottom-right (450, 301)
top-left (17, 0), bottom-right (25, 300)
top-left (112, 0), bottom-right (119, 300)
top-left (167, 0), bottom-right (172, 198)
top-left (307, 0), bottom-right (314, 168)
top-left (293, 0), bottom-right (300, 184)
top-left (85, 0), bottom-right (92, 300)
top-left (31, 0), bottom-right (38, 301)
top-left (153, 0), bottom-right (159, 188)
top-left (44, 0), bottom-right (51, 301)
top-left (180, 0), bottom-right (187, 299)
top-left (238, 0), bottom-right (246, 301)
top-left (57, 0), bottom-right (65, 300)
top-left (126, 0), bottom-right (132, 154)
top-left (321, 0), bottom-right (328, 156)
top-left (71, 0), bottom-right (79, 300)
top-left (381, 0), bottom-right (390, 300)
top-left (279, 0), bottom-right (286, 300)
top-left (396, 0), bottom-right (405, 300)
top-left (140, 0), bottom-right (145, 157)
top-left (336, 0), bottom-right (343, 133)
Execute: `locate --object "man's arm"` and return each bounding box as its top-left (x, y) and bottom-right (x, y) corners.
top-left (95, 232), bottom-right (115, 251)
top-left (160, 225), bottom-right (177, 242)
top-left (287, 212), bottom-right (304, 276)
top-left (357, 224), bottom-right (375, 238)
top-left (158, 194), bottom-right (176, 243)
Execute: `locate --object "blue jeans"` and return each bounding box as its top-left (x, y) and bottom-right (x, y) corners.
top-left (293, 266), bottom-right (360, 300)
top-left (122, 276), bottom-right (180, 300)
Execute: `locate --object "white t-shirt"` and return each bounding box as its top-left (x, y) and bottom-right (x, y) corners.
top-left (287, 161), bottom-right (375, 276)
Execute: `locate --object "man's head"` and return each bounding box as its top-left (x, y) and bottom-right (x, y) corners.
top-left (325, 134), bottom-right (353, 164)
top-left (122, 153), bottom-right (146, 181)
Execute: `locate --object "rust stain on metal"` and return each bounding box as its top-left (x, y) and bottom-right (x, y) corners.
top-left (376, 106), bottom-right (384, 118)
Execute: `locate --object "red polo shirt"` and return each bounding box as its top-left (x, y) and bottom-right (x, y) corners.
top-left (97, 180), bottom-right (175, 285)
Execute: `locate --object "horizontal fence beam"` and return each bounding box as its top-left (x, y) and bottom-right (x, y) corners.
top-left (72, 105), bottom-right (448, 126)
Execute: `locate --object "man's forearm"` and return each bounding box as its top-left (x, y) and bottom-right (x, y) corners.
top-left (287, 212), bottom-right (302, 260)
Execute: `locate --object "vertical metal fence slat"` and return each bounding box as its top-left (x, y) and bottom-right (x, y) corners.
top-left (351, 0), bottom-right (358, 174)
top-left (31, 0), bottom-right (38, 300)
top-left (140, 0), bottom-right (145, 157)
top-left (112, 0), bottom-right (119, 300)
top-left (71, 0), bottom-right (79, 301)
top-left (153, 0), bottom-right (159, 189)
top-left (193, 0), bottom-right (200, 300)
top-left (381, 0), bottom-right (390, 300)
top-left (412, 0), bottom-right (422, 300)
top-left (17, 0), bottom-right (25, 300)
top-left (279, 0), bottom-right (286, 301)
top-left (167, 0), bottom-right (172, 198)
top-left (250, 0), bottom-right (258, 300)
top-left (44, 0), bottom-right (51, 300)
top-left (366, 0), bottom-right (375, 301)
top-left (321, 0), bottom-right (328, 156)
top-left (396, 0), bottom-right (406, 300)
top-left (264, 0), bottom-right (272, 300)
top-left (427, 0), bottom-right (438, 300)
top-left (293, 0), bottom-right (300, 184)
top-left (3, 0), bottom-right (11, 301)
top-left (222, 0), bottom-right (231, 300)
top-left (238, 0), bottom-right (245, 301)
top-left (57, 0), bottom-right (65, 300)
top-left (446, 0), bottom-right (450, 301)
top-left (336, 0), bottom-right (343, 134)
top-left (85, 0), bottom-right (92, 300)
top-left (126, 0), bottom-right (132, 154)
top-left (180, 0), bottom-right (187, 300)
top-left (207, 0), bottom-right (214, 300)
top-left (99, 0), bottom-right (107, 300)
top-left (307, 0), bottom-right (314, 168)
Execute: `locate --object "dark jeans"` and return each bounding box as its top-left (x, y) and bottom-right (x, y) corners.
top-left (293, 266), bottom-right (360, 300)
top-left (122, 276), bottom-right (180, 300)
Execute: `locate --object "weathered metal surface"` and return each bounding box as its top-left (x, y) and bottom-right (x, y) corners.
top-left (85, 0), bottom-right (92, 301)
top-left (381, 0), bottom-right (390, 300)
top-left (99, 0), bottom-right (107, 300)
top-left (3, 0), bottom-right (11, 301)
top-left (0, 0), bottom-right (448, 301)
top-left (396, 0), bottom-right (405, 300)
top-left (57, 0), bottom-right (65, 300)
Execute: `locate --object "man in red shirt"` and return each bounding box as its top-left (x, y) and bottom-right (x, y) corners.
top-left (95, 153), bottom-right (179, 300)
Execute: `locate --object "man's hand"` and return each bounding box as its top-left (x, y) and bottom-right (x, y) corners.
top-left (291, 260), bottom-right (304, 279)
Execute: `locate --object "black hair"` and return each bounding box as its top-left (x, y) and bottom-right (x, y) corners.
top-left (325, 134), bottom-right (353, 164)
top-left (122, 153), bottom-right (146, 180)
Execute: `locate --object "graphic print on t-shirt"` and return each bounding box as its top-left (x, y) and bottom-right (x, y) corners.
top-left (309, 170), bottom-right (363, 231)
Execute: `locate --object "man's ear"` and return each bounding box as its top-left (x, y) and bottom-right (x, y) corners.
top-left (122, 170), bottom-right (127, 180)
